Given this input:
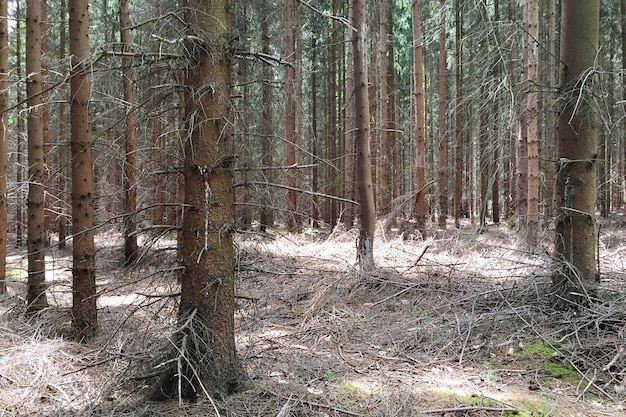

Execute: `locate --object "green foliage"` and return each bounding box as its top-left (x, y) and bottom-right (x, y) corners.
top-left (522, 341), bottom-right (556, 359)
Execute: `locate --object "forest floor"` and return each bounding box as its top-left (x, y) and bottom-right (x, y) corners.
top-left (1, 216), bottom-right (626, 416)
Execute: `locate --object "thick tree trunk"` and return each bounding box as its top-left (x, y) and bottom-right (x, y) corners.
top-left (352, 0), bottom-right (376, 270)
top-left (0, 0), bottom-right (7, 294)
top-left (553, 0), bottom-right (600, 306)
top-left (156, 0), bottom-right (245, 399)
top-left (26, 0), bottom-right (48, 312)
top-left (412, 0), bottom-right (427, 235)
top-left (120, 0), bottom-right (138, 264)
top-left (69, 0), bottom-right (97, 338)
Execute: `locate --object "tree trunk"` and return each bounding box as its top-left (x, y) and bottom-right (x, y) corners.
top-left (524, 0), bottom-right (539, 244)
top-left (412, 0), bottom-right (427, 235)
top-left (284, 0), bottom-right (298, 232)
top-left (326, 0), bottom-right (338, 228)
top-left (352, 0), bottom-right (376, 270)
top-left (120, 0), bottom-right (138, 264)
top-left (15, 1), bottom-right (25, 247)
top-left (342, 1), bottom-right (355, 229)
top-left (156, 0), bottom-right (245, 399)
top-left (379, 0), bottom-right (391, 215)
top-left (553, 0), bottom-right (600, 306)
top-left (69, 0), bottom-right (97, 338)
top-left (26, 0), bottom-right (48, 312)
top-left (437, 0), bottom-right (447, 229)
top-left (57, 0), bottom-right (67, 248)
top-left (454, 0), bottom-right (462, 228)
top-left (259, 13), bottom-right (273, 232)
top-left (0, 0), bottom-right (7, 294)
top-left (309, 36), bottom-right (319, 227)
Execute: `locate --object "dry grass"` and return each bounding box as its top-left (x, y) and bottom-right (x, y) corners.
top-left (1, 218), bottom-right (626, 416)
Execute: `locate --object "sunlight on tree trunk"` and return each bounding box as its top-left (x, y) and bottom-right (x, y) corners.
top-left (26, 0), bottom-right (48, 312)
top-left (412, 0), bottom-right (427, 235)
top-left (154, 0), bottom-right (246, 399)
top-left (553, 0), bottom-right (600, 308)
top-left (70, 0), bottom-right (97, 338)
top-left (352, 0), bottom-right (376, 271)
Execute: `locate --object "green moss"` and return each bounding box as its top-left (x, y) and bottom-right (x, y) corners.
top-left (523, 341), bottom-right (556, 359)
top-left (334, 381), bottom-right (364, 403)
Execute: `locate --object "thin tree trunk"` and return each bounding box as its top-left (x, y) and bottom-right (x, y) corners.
top-left (15, 1), bottom-right (24, 247)
top-left (0, 0), bottom-right (7, 293)
top-left (26, 0), bottom-right (48, 312)
top-left (58, 0), bottom-right (67, 248)
top-left (524, 0), bottom-right (539, 244)
top-left (342, 1), bottom-right (354, 229)
top-left (437, 0), bottom-right (447, 229)
top-left (326, 0), bottom-right (338, 227)
top-left (412, 0), bottom-right (427, 235)
top-left (553, 0), bottom-right (600, 306)
top-left (379, 0), bottom-right (391, 215)
top-left (69, 0), bottom-right (97, 338)
top-left (352, 0), bottom-right (376, 270)
top-left (454, 0), bottom-right (462, 228)
top-left (309, 37), bottom-right (319, 227)
top-left (260, 13), bottom-right (273, 232)
top-left (284, 0), bottom-right (298, 232)
top-left (120, 0), bottom-right (138, 264)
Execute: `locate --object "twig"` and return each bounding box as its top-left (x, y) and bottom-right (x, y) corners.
top-left (262, 388), bottom-right (362, 417)
top-left (417, 405), bottom-right (517, 414)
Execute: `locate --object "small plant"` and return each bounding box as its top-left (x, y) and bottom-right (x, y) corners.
top-left (324, 368), bottom-right (333, 382)
top-left (480, 369), bottom-right (499, 387)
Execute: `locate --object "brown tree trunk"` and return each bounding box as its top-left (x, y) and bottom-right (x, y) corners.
top-left (26, 0), bottom-right (48, 312)
top-left (284, 0), bottom-right (298, 232)
top-left (342, 1), bottom-right (355, 229)
top-left (412, 0), bottom-right (427, 235)
top-left (260, 13), bottom-right (273, 232)
top-left (156, 0), bottom-right (245, 399)
top-left (309, 36), bottom-right (319, 226)
top-left (41, 0), bottom-right (50, 244)
top-left (120, 0), bottom-right (138, 264)
top-left (57, 0), bottom-right (67, 248)
top-left (69, 0), bottom-right (97, 338)
top-left (553, 0), bottom-right (600, 306)
top-left (454, 0), bottom-right (463, 228)
top-left (524, 0), bottom-right (539, 243)
top-left (326, 0), bottom-right (338, 228)
top-left (543, 0), bottom-right (557, 226)
top-left (437, 0), bottom-right (447, 229)
top-left (0, 0), bottom-right (7, 293)
top-left (491, 0), bottom-right (500, 225)
top-left (352, 0), bottom-right (376, 270)
top-left (379, 0), bottom-right (392, 215)
top-left (15, 1), bottom-right (25, 247)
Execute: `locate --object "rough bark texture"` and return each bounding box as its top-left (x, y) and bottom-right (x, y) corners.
top-left (0, 0), bottom-right (7, 294)
top-left (342, 1), bottom-right (354, 229)
top-left (156, 0), bottom-right (245, 398)
top-left (523, 0), bottom-right (539, 243)
top-left (57, 0), bottom-right (67, 248)
top-left (15, 1), bottom-right (25, 247)
top-left (454, 0), bottom-right (462, 228)
top-left (120, 0), bottom-right (138, 264)
top-left (437, 0), bottom-right (447, 229)
top-left (284, 0), bottom-right (298, 232)
top-left (379, 1), bottom-right (391, 215)
top-left (412, 0), bottom-right (426, 235)
top-left (26, 0), bottom-right (48, 312)
top-left (69, 0), bottom-right (97, 338)
top-left (260, 13), bottom-right (273, 232)
top-left (352, 0), bottom-right (376, 271)
top-left (553, 0), bottom-right (600, 306)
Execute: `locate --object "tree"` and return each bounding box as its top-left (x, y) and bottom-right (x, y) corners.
top-left (155, 0), bottom-right (246, 398)
top-left (553, 0), bottom-right (600, 306)
top-left (26, 0), bottom-right (48, 312)
top-left (0, 0), bottom-right (7, 294)
top-left (70, 0), bottom-right (98, 338)
top-left (412, 0), bottom-right (427, 234)
top-left (352, 0), bottom-right (376, 270)
top-left (453, 0), bottom-right (463, 228)
top-left (284, 0), bottom-right (298, 232)
top-left (523, 0), bottom-right (539, 243)
top-left (120, 0), bottom-right (138, 264)
top-left (57, 0), bottom-right (67, 249)
top-left (437, 0), bottom-right (447, 229)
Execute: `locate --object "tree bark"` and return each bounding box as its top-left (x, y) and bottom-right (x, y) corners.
top-left (284, 0), bottom-right (298, 232)
top-left (120, 0), bottom-right (138, 264)
top-left (453, 0), bottom-right (462, 228)
top-left (26, 0), bottom-right (48, 312)
top-left (352, 0), bottom-right (376, 270)
top-left (260, 13), bottom-right (274, 232)
top-left (15, 1), bottom-right (25, 247)
top-left (69, 0), bottom-right (97, 338)
top-left (57, 0), bottom-right (67, 248)
top-left (156, 0), bottom-right (245, 398)
top-left (412, 0), bottom-right (427, 235)
top-left (553, 0), bottom-right (600, 306)
top-left (0, 0), bottom-right (7, 294)
top-left (437, 0), bottom-right (447, 229)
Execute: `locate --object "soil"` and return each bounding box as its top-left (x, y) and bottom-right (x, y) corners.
top-left (1, 217), bottom-right (626, 416)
